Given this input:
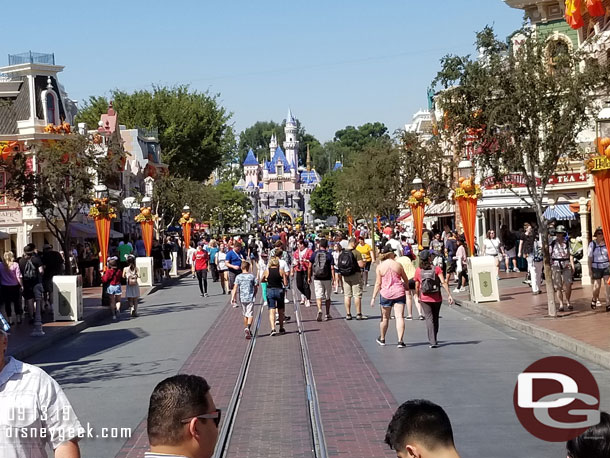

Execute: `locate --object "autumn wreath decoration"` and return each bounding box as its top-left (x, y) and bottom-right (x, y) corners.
top-left (407, 188), bottom-right (431, 206)
top-left (178, 211), bottom-right (195, 225)
top-left (88, 198), bottom-right (117, 220)
top-left (453, 176), bottom-right (483, 200)
top-left (135, 206), bottom-right (157, 222)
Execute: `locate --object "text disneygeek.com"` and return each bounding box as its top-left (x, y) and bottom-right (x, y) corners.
top-left (4, 423), bottom-right (132, 441)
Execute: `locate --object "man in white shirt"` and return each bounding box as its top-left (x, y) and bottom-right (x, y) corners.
top-left (0, 328), bottom-right (82, 458)
top-left (386, 235), bottom-right (403, 258)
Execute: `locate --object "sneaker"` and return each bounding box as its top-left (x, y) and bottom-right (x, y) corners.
top-left (232, 302), bottom-right (239, 308)
top-left (112, 314), bottom-right (117, 321)
top-left (316, 311), bottom-right (323, 322)
top-left (356, 314), bottom-right (368, 320)
top-left (419, 316), bottom-right (425, 320)
top-left (324, 314), bottom-right (332, 321)
top-left (279, 327), bottom-right (286, 334)
top-left (397, 341), bottom-right (406, 348)
top-left (513, 268), bottom-right (521, 273)
top-left (345, 314), bottom-right (353, 321)
top-left (405, 316), bottom-right (413, 320)
top-left (376, 337), bottom-right (386, 346)
top-left (366, 283), bottom-right (371, 287)
top-left (244, 328), bottom-right (252, 339)
top-left (204, 293), bottom-right (209, 297)
top-left (284, 315), bottom-right (291, 322)
top-left (558, 306), bottom-right (565, 312)
top-left (270, 329), bottom-right (277, 337)
top-left (132, 311), bottom-right (139, 318)
top-left (452, 288), bottom-right (461, 293)
top-left (390, 315), bottom-right (395, 320)
top-left (567, 304), bottom-right (574, 311)
top-left (305, 300), bottom-right (311, 307)
top-left (263, 301), bottom-right (268, 307)
top-left (429, 344), bottom-right (439, 348)
top-left (300, 299), bottom-right (305, 305)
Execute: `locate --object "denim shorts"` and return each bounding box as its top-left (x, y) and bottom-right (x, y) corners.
top-left (266, 287), bottom-right (285, 309)
top-left (379, 295), bottom-right (406, 308)
top-left (107, 284), bottom-right (122, 296)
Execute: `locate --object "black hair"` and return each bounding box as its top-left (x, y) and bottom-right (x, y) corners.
top-left (419, 256), bottom-right (432, 270)
top-left (319, 239), bottom-right (328, 249)
top-left (385, 399), bottom-right (455, 452)
top-left (567, 411), bottom-right (610, 458)
top-left (147, 374), bottom-right (211, 446)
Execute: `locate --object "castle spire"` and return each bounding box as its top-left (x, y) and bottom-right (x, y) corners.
top-left (306, 144), bottom-right (311, 172)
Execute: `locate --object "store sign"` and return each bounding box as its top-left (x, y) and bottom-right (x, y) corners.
top-left (482, 172), bottom-right (588, 189)
top-left (0, 210), bottom-right (22, 225)
top-left (548, 172), bottom-right (588, 185)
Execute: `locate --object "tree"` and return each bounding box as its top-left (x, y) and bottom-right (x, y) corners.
top-left (76, 85), bottom-right (233, 181)
top-left (1, 135), bottom-right (122, 274)
top-left (433, 26), bottom-right (610, 317)
top-left (238, 121), bottom-right (284, 165)
top-left (310, 172), bottom-right (339, 217)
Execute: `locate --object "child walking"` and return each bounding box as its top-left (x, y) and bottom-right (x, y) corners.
top-left (123, 255), bottom-right (140, 317)
top-left (231, 261), bottom-right (258, 339)
top-left (102, 258), bottom-right (123, 321)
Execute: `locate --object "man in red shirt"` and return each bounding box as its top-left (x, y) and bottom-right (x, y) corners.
top-left (192, 245), bottom-right (210, 297)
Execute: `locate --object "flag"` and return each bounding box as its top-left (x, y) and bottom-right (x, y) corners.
top-left (566, 0), bottom-right (584, 29)
top-left (587, 0), bottom-right (605, 17)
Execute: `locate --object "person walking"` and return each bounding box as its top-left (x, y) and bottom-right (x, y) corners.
top-left (339, 237), bottom-right (368, 320)
top-left (414, 250), bottom-right (454, 348)
top-left (453, 238), bottom-right (468, 293)
top-left (225, 242), bottom-right (246, 299)
top-left (395, 253), bottom-right (424, 321)
top-left (370, 245), bottom-right (409, 348)
top-left (162, 237), bottom-right (173, 279)
top-left (500, 225), bottom-right (520, 273)
top-left (186, 242), bottom-right (197, 270)
top-left (589, 227), bottom-right (610, 311)
top-left (483, 230), bottom-right (503, 279)
top-left (262, 256), bottom-right (288, 336)
top-left (293, 239), bottom-right (313, 307)
top-left (518, 223), bottom-right (544, 295)
top-left (309, 238), bottom-right (334, 322)
top-left (258, 252), bottom-right (269, 307)
top-left (18, 244), bottom-right (44, 325)
top-left (102, 258), bottom-right (123, 320)
top-left (231, 261), bottom-right (258, 339)
top-left (151, 239), bottom-right (164, 284)
top-left (550, 225), bottom-right (575, 312)
top-left (192, 244), bottom-right (210, 297)
top-left (356, 236), bottom-right (375, 287)
top-left (0, 251), bottom-right (23, 325)
top-left (215, 244), bottom-right (229, 294)
top-left (123, 255), bottom-right (140, 317)
top-left (331, 242), bottom-right (344, 294)
top-left (41, 244), bottom-right (64, 313)
top-left (207, 239), bottom-right (220, 282)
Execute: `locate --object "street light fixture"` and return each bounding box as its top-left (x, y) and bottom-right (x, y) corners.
top-left (457, 159), bottom-right (474, 180)
top-left (94, 184), bottom-right (108, 199)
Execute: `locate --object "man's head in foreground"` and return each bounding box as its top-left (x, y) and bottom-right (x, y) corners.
top-left (385, 399), bottom-right (459, 458)
top-left (147, 374), bottom-right (219, 458)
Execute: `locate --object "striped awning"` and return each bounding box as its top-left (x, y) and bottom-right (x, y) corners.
top-left (543, 204), bottom-right (577, 221)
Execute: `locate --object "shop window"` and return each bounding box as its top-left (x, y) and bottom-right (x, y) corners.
top-left (278, 182), bottom-right (283, 191)
top-left (276, 199), bottom-right (285, 207)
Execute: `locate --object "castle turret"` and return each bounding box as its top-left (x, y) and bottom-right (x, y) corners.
top-left (284, 108), bottom-right (299, 169)
top-left (269, 133), bottom-right (278, 158)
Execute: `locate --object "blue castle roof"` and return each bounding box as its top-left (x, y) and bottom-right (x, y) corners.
top-left (243, 148), bottom-right (259, 166)
top-left (300, 170), bottom-right (320, 185)
top-left (265, 146), bottom-right (291, 173)
top-left (333, 161), bottom-right (343, 171)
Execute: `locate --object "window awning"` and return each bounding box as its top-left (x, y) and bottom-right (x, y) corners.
top-left (0, 230), bottom-right (9, 240)
top-left (543, 204), bottom-right (577, 221)
top-left (397, 211), bottom-right (411, 222)
top-left (69, 222), bottom-right (123, 239)
top-left (426, 201), bottom-right (455, 217)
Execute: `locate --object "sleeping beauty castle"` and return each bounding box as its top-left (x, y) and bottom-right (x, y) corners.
top-left (236, 109), bottom-right (321, 225)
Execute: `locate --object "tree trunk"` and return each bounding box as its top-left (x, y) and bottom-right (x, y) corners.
top-left (62, 230), bottom-right (73, 275)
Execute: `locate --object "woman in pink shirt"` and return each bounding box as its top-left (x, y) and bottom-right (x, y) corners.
top-left (414, 250), bottom-right (454, 348)
top-left (0, 251), bottom-right (23, 325)
top-left (370, 245), bottom-right (410, 348)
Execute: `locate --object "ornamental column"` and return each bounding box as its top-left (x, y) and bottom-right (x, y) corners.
top-left (579, 196), bottom-right (592, 286)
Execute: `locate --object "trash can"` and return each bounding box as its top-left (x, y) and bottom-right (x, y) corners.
top-left (136, 257), bottom-right (153, 287)
top-left (170, 252), bottom-right (178, 277)
top-left (467, 256), bottom-right (500, 303)
top-left (52, 275), bottom-right (84, 321)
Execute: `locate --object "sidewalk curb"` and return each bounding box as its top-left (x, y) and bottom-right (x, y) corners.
top-left (11, 271), bottom-right (191, 361)
top-left (455, 297), bottom-right (610, 370)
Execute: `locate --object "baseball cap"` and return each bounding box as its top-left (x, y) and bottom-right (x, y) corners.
top-left (555, 225), bottom-right (567, 234)
top-left (381, 244), bottom-right (395, 254)
top-left (419, 249), bottom-right (431, 261)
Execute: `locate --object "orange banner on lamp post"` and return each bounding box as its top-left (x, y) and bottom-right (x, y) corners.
top-left (141, 220), bottom-right (154, 256)
top-left (410, 203), bottom-right (425, 250)
top-left (94, 218), bottom-right (111, 271)
top-left (587, 153), bottom-right (610, 284)
top-left (454, 177), bottom-right (482, 257)
top-left (183, 222), bottom-right (192, 249)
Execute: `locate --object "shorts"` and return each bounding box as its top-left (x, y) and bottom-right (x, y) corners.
top-left (408, 279), bottom-right (415, 291)
top-left (342, 273), bottom-right (363, 298)
top-left (107, 284), bottom-right (122, 296)
top-left (505, 247), bottom-right (516, 258)
top-left (162, 259), bottom-right (172, 270)
top-left (266, 288), bottom-right (285, 309)
top-left (43, 278), bottom-right (53, 294)
top-left (379, 295), bottom-right (406, 308)
top-left (551, 266), bottom-right (573, 290)
top-left (314, 280), bottom-right (332, 301)
top-left (241, 301), bottom-right (254, 318)
top-left (23, 283), bottom-right (44, 301)
top-left (362, 261), bottom-right (372, 272)
top-left (592, 266), bottom-right (610, 279)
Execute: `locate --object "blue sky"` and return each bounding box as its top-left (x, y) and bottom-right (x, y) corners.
top-left (2, 1), bottom-right (523, 142)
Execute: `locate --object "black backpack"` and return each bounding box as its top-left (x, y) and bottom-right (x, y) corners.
top-left (337, 251), bottom-right (358, 276)
top-left (23, 259), bottom-right (38, 281)
top-left (312, 251), bottom-right (331, 278)
top-left (420, 268), bottom-right (440, 294)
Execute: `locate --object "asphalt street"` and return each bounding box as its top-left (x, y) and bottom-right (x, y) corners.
top-left (24, 270), bottom-right (610, 458)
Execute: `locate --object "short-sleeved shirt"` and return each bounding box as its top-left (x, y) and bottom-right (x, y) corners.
top-left (309, 250), bottom-right (334, 280)
top-left (355, 243), bottom-right (373, 262)
top-left (0, 357), bottom-right (82, 458)
top-left (18, 255), bottom-right (43, 287)
top-left (234, 272), bottom-right (258, 303)
top-left (589, 241), bottom-right (609, 267)
top-left (414, 266), bottom-right (443, 303)
top-left (192, 250), bottom-right (210, 271)
top-left (396, 256), bottom-right (416, 280)
top-left (118, 243), bottom-right (133, 262)
top-left (430, 240), bottom-right (444, 255)
top-left (225, 249), bottom-right (245, 275)
top-left (207, 247), bottom-right (219, 264)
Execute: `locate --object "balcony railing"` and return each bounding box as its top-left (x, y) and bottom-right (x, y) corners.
top-left (8, 51), bottom-right (55, 66)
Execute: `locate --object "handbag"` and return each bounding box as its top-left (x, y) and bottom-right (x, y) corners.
top-left (128, 270), bottom-right (139, 286)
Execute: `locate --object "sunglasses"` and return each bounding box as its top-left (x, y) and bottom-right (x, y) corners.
top-left (181, 408), bottom-right (222, 427)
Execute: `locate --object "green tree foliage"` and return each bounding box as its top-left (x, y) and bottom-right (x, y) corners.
top-left (238, 121), bottom-right (284, 165)
top-left (310, 172), bottom-right (339, 217)
top-left (433, 26), bottom-right (610, 316)
top-left (76, 85), bottom-right (233, 181)
top-left (1, 135), bottom-right (123, 273)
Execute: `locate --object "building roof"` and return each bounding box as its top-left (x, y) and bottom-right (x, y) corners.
top-left (300, 170), bottom-right (321, 185)
top-left (243, 148), bottom-right (259, 166)
top-left (0, 76), bottom-right (28, 135)
top-left (333, 161), bottom-right (343, 171)
top-left (287, 107), bottom-right (296, 125)
top-left (265, 146), bottom-right (291, 173)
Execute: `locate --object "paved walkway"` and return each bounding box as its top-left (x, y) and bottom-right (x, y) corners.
top-left (453, 270), bottom-right (610, 367)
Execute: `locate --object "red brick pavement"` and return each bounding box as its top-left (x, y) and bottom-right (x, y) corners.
top-left (116, 299), bottom-right (250, 458)
top-left (225, 303), bottom-right (313, 458)
top-left (454, 272), bottom-right (610, 352)
top-left (300, 303), bottom-right (396, 457)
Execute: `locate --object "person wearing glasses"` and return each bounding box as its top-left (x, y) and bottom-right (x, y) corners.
top-left (146, 374), bottom-right (220, 458)
top-left (483, 230), bottom-right (503, 280)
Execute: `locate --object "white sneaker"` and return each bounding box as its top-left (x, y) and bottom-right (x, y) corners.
top-left (305, 300), bottom-right (311, 307)
top-left (452, 288), bottom-right (461, 293)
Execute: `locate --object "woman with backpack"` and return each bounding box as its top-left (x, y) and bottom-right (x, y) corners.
top-left (589, 227), bottom-right (610, 311)
top-left (102, 258), bottom-right (123, 321)
top-left (293, 239), bottom-right (313, 307)
top-left (414, 250), bottom-right (454, 348)
top-left (123, 255), bottom-right (140, 317)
